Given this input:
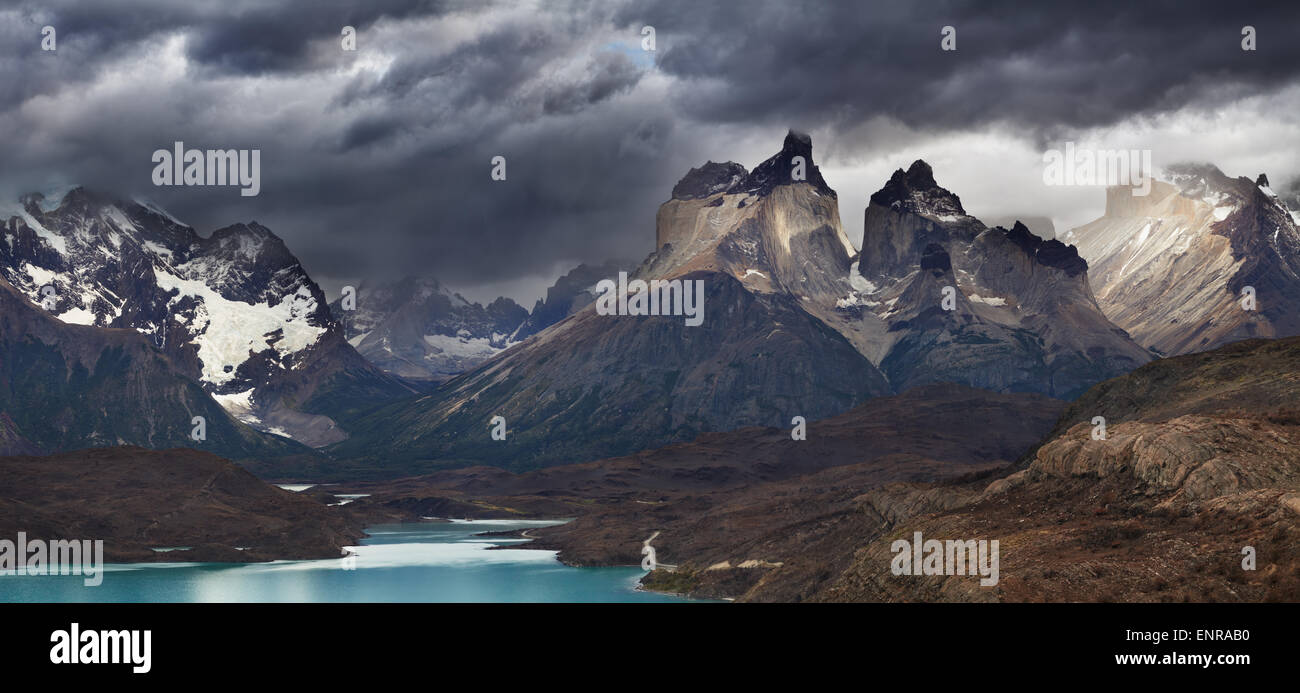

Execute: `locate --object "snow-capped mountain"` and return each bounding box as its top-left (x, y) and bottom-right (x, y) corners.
top-left (0, 271), bottom-right (309, 460)
top-left (0, 188), bottom-right (413, 447)
top-left (329, 277), bottom-right (528, 382)
top-left (1066, 164), bottom-right (1300, 355)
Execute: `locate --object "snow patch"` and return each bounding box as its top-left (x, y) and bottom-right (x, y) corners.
top-left (422, 333), bottom-right (502, 359)
top-left (848, 261), bottom-right (879, 294)
top-left (57, 307), bottom-right (96, 325)
top-left (153, 268), bottom-right (327, 387)
top-left (969, 294), bottom-right (1007, 306)
top-left (22, 263), bottom-right (60, 288)
top-left (143, 240), bottom-right (173, 259)
top-left (17, 210), bottom-right (67, 254)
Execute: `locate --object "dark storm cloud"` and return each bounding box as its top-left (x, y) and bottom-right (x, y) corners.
top-left (1, 0), bottom-right (1299, 303)
top-left (630, 0), bottom-right (1300, 138)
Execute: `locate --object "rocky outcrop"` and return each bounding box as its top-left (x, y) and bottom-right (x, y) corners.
top-left (1029, 416), bottom-right (1299, 504)
top-left (820, 336), bottom-right (1300, 603)
top-left (849, 164), bottom-right (1151, 398)
top-left (1066, 164), bottom-right (1300, 356)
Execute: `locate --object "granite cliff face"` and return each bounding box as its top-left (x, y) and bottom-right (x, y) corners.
top-left (1066, 164), bottom-right (1300, 356)
top-left (843, 161), bottom-right (1151, 398)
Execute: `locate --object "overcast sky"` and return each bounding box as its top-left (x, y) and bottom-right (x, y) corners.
top-left (3, 0), bottom-right (1300, 305)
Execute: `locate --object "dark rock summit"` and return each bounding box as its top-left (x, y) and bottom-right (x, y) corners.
top-left (734, 129), bottom-right (836, 198)
top-left (1002, 221), bottom-right (1087, 277)
top-left (869, 159), bottom-right (964, 217)
top-left (671, 161), bottom-right (748, 200)
top-left (668, 130), bottom-right (835, 201)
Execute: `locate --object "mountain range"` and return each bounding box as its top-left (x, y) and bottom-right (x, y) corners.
top-left (5, 133), bottom-right (1300, 481)
top-left (328, 132), bottom-right (1165, 473)
top-left (326, 259), bottom-right (631, 383)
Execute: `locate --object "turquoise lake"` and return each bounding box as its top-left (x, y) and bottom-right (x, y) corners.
top-left (0, 520), bottom-right (692, 603)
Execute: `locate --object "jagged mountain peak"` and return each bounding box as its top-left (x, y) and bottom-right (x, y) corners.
top-left (204, 221), bottom-right (293, 260)
top-left (50, 185), bottom-right (104, 211)
top-left (869, 159), bottom-right (965, 218)
top-left (858, 163), bottom-right (1149, 397)
top-left (671, 161), bottom-right (748, 200)
top-left (1068, 159), bottom-right (1300, 356)
top-left (1161, 162), bottom-right (1257, 205)
top-left (667, 130), bottom-right (835, 203)
top-left (903, 159), bottom-right (938, 189)
top-left (736, 129), bottom-right (834, 198)
top-left (999, 220), bottom-right (1088, 277)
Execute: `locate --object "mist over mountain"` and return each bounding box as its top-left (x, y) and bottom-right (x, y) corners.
top-left (327, 276), bottom-right (527, 382)
top-left (1066, 164), bottom-right (1300, 356)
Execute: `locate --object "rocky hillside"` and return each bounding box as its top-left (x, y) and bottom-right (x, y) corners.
top-left (0, 446), bottom-right (363, 562)
top-left (0, 189), bottom-right (414, 447)
top-left (821, 336), bottom-right (1300, 602)
top-left (1066, 164), bottom-right (1300, 356)
top-left (329, 269), bottom-right (890, 474)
